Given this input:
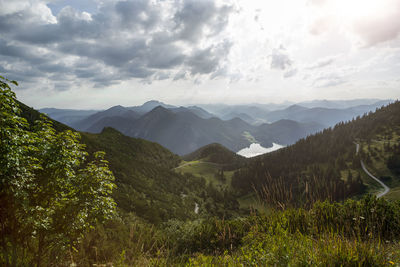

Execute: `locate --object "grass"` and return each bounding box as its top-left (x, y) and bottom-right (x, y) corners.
top-left (184, 196), bottom-right (400, 266)
top-left (175, 160), bottom-right (272, 213)
top-left (49, 191), bottom-right (400, 266)
top-left (237, 193), bottom-right (271, 213)
top-left (359, 129), bottom-right (400, 199)
top-left (175, 160), bottom-right (232, 190)
top-left (385, 186), bottom-right (400, 200)
top-left (340, 169), bottom-right (359, 182)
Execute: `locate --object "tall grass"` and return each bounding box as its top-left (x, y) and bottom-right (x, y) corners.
top-left (186, 196), bottom-right (400, 266)
top-left (69, 196), bottom-right (400, 266)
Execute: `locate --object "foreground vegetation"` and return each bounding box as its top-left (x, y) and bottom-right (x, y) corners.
top-left (70, 196), bottom-right (400, 266)
top-left (1, 76), bottom-right (116, 265)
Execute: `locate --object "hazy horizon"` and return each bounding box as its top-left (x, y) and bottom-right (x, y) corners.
top-left (37, 97), bottom-right (394, 110)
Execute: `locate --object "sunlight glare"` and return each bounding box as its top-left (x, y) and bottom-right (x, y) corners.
top-left (330, 0), bottom-right (392, 21)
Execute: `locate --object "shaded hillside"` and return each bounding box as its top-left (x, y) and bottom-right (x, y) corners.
top-left (232, 101), bottom-right (400, 208)
top-left (72, 104), bottom-right (213, 133)
top-left (18, 103), bottom-right (240, 224)
top-left (82, 128), bottom-right (240, 222)
top-left (86, 116), bottom-right (137, 133)
top-left (255, 119), bottom-right (324, 145)
top-left (208, 104), bottom-right (271, 123)
top-left (72, 105), bottom-right (140, 132)
top-left (128, 100), bottom-right (176, 114)
top-left (71, 105), bottom-right (324, 155)
top-left (80, 128), bottom-right (195, 223)
top-left (126, 106), bottom-right (256, 155)
top-left (171, 106), bottom-right (215, 119)
top-left (183, 143), bottom-right (246, 166)
top-left (221, 112), bottom-right (256, 125)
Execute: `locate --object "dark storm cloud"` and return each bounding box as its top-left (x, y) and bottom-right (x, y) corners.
top-left (174, 0), bottom-right (233, 42)
top-left (123, 63), bottom-right (155, 79)
top-left (186, 41), bottom-right (232, 75)
top-left (187, 48), bottom-right (220, 74)
top-left (14, 7), bottom-right (105, 45)
top-left (0, 0), bottom-right (234, 88)
top-left (37, 62), bottom-right (70, 74)
top-left (0, 39), bottom-right (48, 65)
top-left (58, 39), bottom-right (147, 66)
top-left (115, 0), bottom-right (159, 30)
top-left (145, 43), bottom-right (185, 69)
top-left (0, 56), bottom-right (43, 82)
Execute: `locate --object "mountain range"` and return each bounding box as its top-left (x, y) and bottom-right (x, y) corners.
top-left (40, 99), bottom-right (392, 155)
top-left (74, 105), bottom-right (324, 155)
top-left (18, 102), bottom-right (235, 224)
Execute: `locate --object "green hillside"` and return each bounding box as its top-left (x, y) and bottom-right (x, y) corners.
top-left (357, 131), bottom-right (400, 200)
top-left (232, 101), bottom-right (400, 208)
top-left (18, 102), bottom-right (240, 224)
top-left (183, 143), bottom-right (246, 165)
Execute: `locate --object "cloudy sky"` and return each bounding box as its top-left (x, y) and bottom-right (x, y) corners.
top-left (1, 0), bottom-right (399, 109)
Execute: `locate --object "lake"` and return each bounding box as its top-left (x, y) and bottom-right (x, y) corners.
top-left (237, 143), bottom-right (285, 158)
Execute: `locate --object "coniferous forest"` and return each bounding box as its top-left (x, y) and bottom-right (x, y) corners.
top-left (232, 102), bottom-right (400, 208)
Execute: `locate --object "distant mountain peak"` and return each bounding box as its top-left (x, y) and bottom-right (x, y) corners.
top-left (143, 100), bottom-right (164, 105)
top-left (108, 105), bottom-right (125, 110)
top-left (138, 100), bottom-right (176, 111)
top-left (286, 104), bottom-right (308, 111)
top-left (228, 117), bottom-right (247, 124)
top-left (151, 105), bottom-right (169, 112)
top-left (145, 105), bottom-right (175, 117)
top-left (183, 142), bottom-right (245, 164)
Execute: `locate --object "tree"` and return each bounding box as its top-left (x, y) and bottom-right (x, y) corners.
top-left (0, 76), bottom-right (116, 266)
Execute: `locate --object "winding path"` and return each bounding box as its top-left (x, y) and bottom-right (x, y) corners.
top-left (360, 161), bottom-right (390, 198)
top-left (355, 142), bottom-right (390, 198)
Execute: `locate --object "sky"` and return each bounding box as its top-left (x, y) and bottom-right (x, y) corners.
top-left (0, 0), bottom-right (399, 109)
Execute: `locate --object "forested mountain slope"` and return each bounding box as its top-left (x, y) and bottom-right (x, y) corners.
top-left (232, 101), bottom-right (400, 208)
top-left (18, 102), bottom-right (240, 224)
top-left (183, 143), bottom-right (246, 165)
